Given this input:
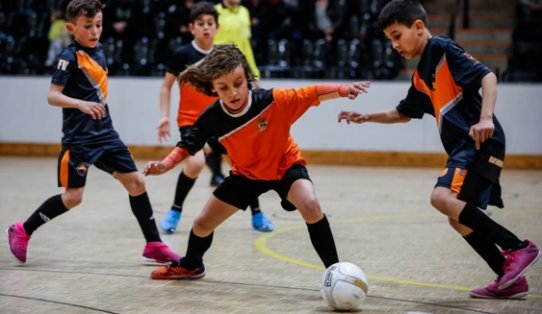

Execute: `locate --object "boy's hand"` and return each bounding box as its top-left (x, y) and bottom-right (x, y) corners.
top-left (339, 81), bottom-right (371, 99)
top-left (143, 161), bottom-right (169, 176)
top-left (80, 101), bottom-right (106, 120)
top-left (469, 117), bottom-right (494, 150)
top-left (157, 117), bottom-right (170, 143)
top-left (338, 111), bottom-right (369, 124)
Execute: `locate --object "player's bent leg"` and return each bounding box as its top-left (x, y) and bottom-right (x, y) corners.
top-left (115, 171), bottom-right (146, 196)
top-left (287, 179), bottom-right (323, 224)
top-left (430, 187), bottom-right (464, 220)
top-left (183, 151), bottom-right (206, 178)
top-left (61, 187), bottom-right (85, 209)
top-left (192, 196), bottom-right (239, 237)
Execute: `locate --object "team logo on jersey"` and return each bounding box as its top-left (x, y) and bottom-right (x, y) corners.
top-left (76, 162), bottom-right (89, 176)
top-left (257, 118), bottom-right (268, 132)
top-left (57, 59), bottom-right (69, 71)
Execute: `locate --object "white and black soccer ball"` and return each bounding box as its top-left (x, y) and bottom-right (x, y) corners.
top-left (320, 262), bottom-right (369, 310)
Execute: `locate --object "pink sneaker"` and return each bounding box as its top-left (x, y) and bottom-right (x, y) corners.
top-left (469, 276), bottom-right (528, 299)
top-left (141, 242), bottom-right (180, 265)
top-left (7, 222), bottom-right (30, 264)
top-left (500, 240), bottom-right (540, 289)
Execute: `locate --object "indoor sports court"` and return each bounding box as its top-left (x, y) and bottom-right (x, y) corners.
top-left (1, 156), bottom-right (540, 313)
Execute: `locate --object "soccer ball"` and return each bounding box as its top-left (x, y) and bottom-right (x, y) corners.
top-left (320, 262), bottom-right (369, 310)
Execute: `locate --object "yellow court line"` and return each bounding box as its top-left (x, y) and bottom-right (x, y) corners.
top-left (254, 214), bottom-right (542, 299)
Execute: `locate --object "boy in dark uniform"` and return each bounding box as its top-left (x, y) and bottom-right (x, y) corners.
top-left (7, 0), bottom-right (179, 265)
top-left (338, 0), bottom-right (540, 299)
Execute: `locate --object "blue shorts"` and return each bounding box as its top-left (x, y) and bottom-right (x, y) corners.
top-left (436, 143), bottom-right (504, 208)
top-left (213, 163), bottom-right (311, 211)
top-left (57, 138), bottom-right (137, 188)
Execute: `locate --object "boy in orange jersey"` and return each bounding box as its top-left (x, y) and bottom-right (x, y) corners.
top-left (338, 0), bottom-right (540, 299)
top-left (156, 1), bottom-right (274, 233)
top-left (6, 0), bottom-right (179, 265)
top-left (143, 44), bottom-right (370, 280)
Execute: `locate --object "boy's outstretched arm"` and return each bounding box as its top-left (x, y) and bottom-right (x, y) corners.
top-left (469, 72), bottom-right (497, 150)
top-left (338, 108), bottom-right (410, 124)
top-left (316, 81), bottom-right (371, 101)
top-left (143, 146), bottom-right (189, 176)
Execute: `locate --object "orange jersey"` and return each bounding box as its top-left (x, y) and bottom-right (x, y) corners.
top-left (177, 86), bottom-right (321, 180)
top-left (177, 83), bottom-right (218, 127)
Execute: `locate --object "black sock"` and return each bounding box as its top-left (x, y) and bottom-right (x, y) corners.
top-left (180, 229), bottom-right (213, 269)
top-left (249, 198), bottom-right (261, 215)
top-left (24, 194), bottom-right (68, 235)
top-left (464, 231), bottom-right (506, 277)
top-left (205, 151), bottom-right (224, 177)
top-left (307, 215), bottom-right (339, 268)
top-left (129, 192), bottom-right (161, 242)
top-left (458, 203), bottom-right (524, 251)
top-left (172, 171), bottom-right (196, 212)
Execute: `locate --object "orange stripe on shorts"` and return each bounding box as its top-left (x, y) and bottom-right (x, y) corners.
top-left (59, 150), bottom-right (70, 187)
top-left (450, 167), bottom-right (467, 194)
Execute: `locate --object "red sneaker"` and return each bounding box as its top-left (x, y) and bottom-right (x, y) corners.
top-left (150, 261), bottom-right (205, 280)
top-left (7, 222), bottom-right (30, 264)
top-left (469, 276), bottom-right (528, 299)
top-left (141, 242), bottom-right (180, 265)
top-left (500, 240), bottom-right (540, 289)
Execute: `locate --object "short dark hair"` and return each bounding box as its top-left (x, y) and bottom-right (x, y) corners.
top-left (66, 0), bottom-right (103, 22)
top-left (178, 44), bottom-right (256, 96)
top-left (377, 0), bottom-right (428, 30)
top-left (189, 1), bottom-right (218, 24)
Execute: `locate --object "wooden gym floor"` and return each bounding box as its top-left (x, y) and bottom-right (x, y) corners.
top-left (0, 156), bottom-right (541, 314)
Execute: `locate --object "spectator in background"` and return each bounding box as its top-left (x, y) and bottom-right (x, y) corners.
top-left (102, 0), bottom-right (144, 64)
top-left (244, 0), bottom-right (272, 66)
top-left (165, 0), bottom-right (196, 45)
top-left (45, 9), bottom-right (69, 68)
top-left (214, 0), bottom-right (260, 79)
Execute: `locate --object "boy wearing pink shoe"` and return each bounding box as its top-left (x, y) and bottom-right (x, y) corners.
top-left (6, 0), bottom-right (179, 265)
top-left (338, 0), bottom-right (540, 299)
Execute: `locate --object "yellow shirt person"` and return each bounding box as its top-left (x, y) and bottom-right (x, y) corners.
top-left (214, 0), bottom-right (260, 78)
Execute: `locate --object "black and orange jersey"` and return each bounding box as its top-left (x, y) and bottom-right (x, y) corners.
top-left (397, 36), bottom-right (505, 161)
top-left (166, 41), bottom-right (218, 127)
top-left (51, 42), bottom-right (118, 145)
top-left (176, 86), bottom-right (321, 180)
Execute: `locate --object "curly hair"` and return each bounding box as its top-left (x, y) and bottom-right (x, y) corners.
top-left (178, 44), bottom-right (256, 97)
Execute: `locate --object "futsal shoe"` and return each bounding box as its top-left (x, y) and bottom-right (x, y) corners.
top-left (469, 276), bottom-right (528, 299)
top-left (499, 240), bottom-right (540, 289)
top-left (7, 222), bottom-right (30, 264)
top-left (150, 260), bottom-right (205, 280)
top-left (141, 242), bottom-right (180, 265)
top-left (251, 212), bottom-right (275, 232)
top-left (160, 209), bottom-right (181, 234)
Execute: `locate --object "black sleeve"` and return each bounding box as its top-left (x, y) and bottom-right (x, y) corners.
top-left (396, 85), bottom-right (433, 119)
top-left (446, 41), bottom-right (492, 92)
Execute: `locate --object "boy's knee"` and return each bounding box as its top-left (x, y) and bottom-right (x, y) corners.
top-left (430, 188), bottom-right (448, 210)
top-left (62, 190), bottom-right (83, 208)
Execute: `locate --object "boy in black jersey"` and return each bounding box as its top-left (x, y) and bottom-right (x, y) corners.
top-left (6, 0), bottom-right (179, 265)
top-left (338, 0), bottom-right (539, 299)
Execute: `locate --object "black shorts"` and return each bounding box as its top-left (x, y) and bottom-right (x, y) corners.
top-left (213, 163), bottom-right (311, 211)
top-left (179, 126), bottom-right (226, 155)
top-left (57, 138), bottom-right (137, 188)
